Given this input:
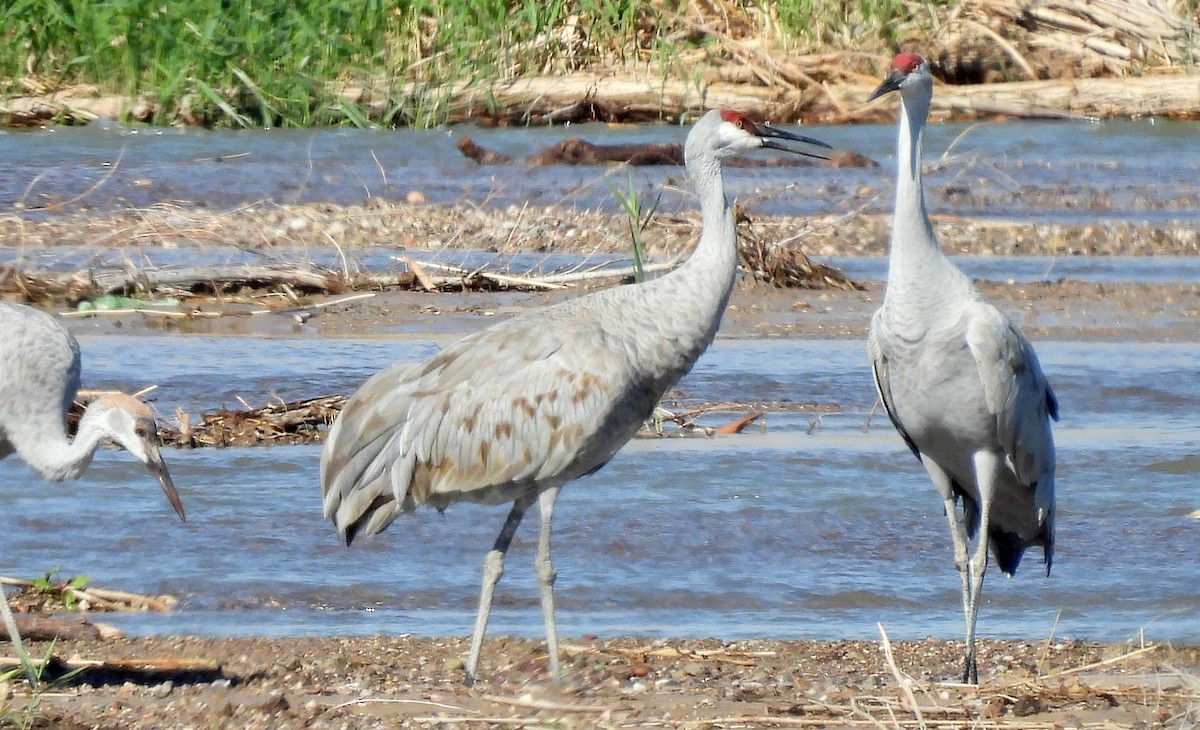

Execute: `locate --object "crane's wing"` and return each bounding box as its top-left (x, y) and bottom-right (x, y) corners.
top-left (964, 300), bottom-right (1057, 537)
top-left (867, 315), bottom-right (919, 459)
top-left (320, 313), bottom-right (641, 543)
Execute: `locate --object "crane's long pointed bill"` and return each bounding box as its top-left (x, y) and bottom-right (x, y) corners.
top-left (760, 125), bottom-right (833, 160)
top-left (868, 70), bottom-right (904, 102)
top-left (148, 457), bottom-right (186, 522)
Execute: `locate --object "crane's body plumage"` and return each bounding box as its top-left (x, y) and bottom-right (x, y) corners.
top-left (322, 249), bottom-right (733, 536)
top-left (866, 53), bottom-right (1057, 683)
top-left (320, 109), bottom-right (830, 684)
top-left (0, 300), bottom-right (185, 688)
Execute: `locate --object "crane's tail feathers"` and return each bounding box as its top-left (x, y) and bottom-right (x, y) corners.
top-left (988, 527), bottom-right (1026, 577)
top-left (338, 490), bottom-right (402, 545)
top-left (989, 523), bottom-right (1053, 578)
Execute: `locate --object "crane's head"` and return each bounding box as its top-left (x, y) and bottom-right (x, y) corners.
top-left (87, 393), bottom-right (186, 521)
top-left (868, 52), bottom-right (932, 102)
top-left (691, 109), bottom-right (831, 162)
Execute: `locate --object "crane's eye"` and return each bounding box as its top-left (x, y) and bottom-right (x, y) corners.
top-left (135, 425), bottom-right (148, 438)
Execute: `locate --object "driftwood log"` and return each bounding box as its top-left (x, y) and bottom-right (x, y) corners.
top-left (394, 71), bottom-right (1200, 125)
top-left (458, 136), bottom-right (876, 168)
top-left (1, 615), bottom-right (114, 642)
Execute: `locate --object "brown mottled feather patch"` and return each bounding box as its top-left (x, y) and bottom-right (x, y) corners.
top-left (513, 397), bottom-right (537, 418)
top-left (410, 461), bottom-right (435, 505)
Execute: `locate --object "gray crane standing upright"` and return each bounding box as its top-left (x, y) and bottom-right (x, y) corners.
top-left (320, 109), bottom-right (830, 685)
top-left (866, 52), bottom-right (1058, 684)
top-left (0, 301), bottom-right (186, 687)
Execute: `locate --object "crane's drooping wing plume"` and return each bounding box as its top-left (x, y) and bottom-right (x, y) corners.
top-left (320, 308), bottom-right (649, 543)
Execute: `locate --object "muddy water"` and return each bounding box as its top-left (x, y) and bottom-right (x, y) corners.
top-left (1, 335), bottom-right (1196, 644)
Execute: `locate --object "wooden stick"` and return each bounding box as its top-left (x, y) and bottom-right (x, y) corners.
top-left (480, 694), bottom-right (611, 713)
top-left (877, 623), bottom-right (927, 729)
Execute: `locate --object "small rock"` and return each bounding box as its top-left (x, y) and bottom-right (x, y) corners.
top-left (150, 680), bottom-right (174, 699)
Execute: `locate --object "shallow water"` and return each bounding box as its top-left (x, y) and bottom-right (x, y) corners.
top-left (1, 336), bottom-right (1196, 645)
top-left (0, 119), bottom-right (1197, 646)
top-left (1, 118), bottom-right (1199, 224)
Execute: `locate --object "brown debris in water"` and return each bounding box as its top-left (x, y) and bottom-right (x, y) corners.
top-left (458, 136), bottom-right (876, 168)
top-left (163, 395), bottom-right (345, 448)
top-left (738, 216), bottom-right (864, 291)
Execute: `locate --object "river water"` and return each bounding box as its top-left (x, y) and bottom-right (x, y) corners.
top-left (0, 119), bottom-right (1197, 646)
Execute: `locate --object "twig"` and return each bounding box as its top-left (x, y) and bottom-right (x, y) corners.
top-left (878, 623), bottom-right (927, 730)
top-left (327, 697), bottom-right (474, 712)
top-left (28, 148), bottom-right (126, 211)
top-left (481, 694), bottom-right (611, 713)
top-left (58, 308), bottom-right (221, 319)
top-left (1020, 643), bottom-right (1160, 684)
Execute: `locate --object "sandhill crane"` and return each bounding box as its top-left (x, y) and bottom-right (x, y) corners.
top-left (0, 301), bottom-right (186, 687)
top-left (865, 53), bottom-right (1058, 683)
top-left (321, 109), bottom-right (830, 684)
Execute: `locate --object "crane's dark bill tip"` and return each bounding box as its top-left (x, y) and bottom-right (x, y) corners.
top-left (762, 124), bottom-right (833, 149)
top-left (868, 71), bottom-right (904, 102)
top-left (152, 464), bottom-right (186, 522)
top-left (761, 138), bottom-right (830, 160)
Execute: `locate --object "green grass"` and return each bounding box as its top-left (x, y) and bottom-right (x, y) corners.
top-left (1, 0), bottom-right (945, 128)
top-left (0, 0), bottom-right (661, 128)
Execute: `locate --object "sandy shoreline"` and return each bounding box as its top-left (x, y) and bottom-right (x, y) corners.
top-left (4, 634), bottom-right (1197, 729)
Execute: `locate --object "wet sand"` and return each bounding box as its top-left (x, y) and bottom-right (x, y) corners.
top-left (64, 277), bottom-right (1200, 345)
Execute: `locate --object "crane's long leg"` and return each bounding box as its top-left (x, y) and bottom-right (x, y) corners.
top-left (963, 451), bottom-right (1000, 685)
top-left (921, 458), bottom-right (971, 618)
top-left (0, 580), bottom-right (39, 688)
top-left (534, 486), bottom-right (561, 682)
top-left (464, 490), bottom-right (537, 686)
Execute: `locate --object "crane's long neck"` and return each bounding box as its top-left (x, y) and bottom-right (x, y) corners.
top-left (661, 150), bottom-right (738, 342)
top-left (11, 408), bottom-right (108, 482)
top-left (884, 85), bottom-right (969, 311)
top-left (610, 147), bottom-right (737, 382)
top-left (677, 150), bottom-right (739, 304)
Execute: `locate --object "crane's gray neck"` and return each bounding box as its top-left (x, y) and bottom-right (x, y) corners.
top-left (12, 407), bottom-right (109, 482)
top-left (884, 85), bottom-right (969, 311)
top-left (679, 151), bottom-right (738, 291)
top-left (613, 145), bottom-right (737, 379)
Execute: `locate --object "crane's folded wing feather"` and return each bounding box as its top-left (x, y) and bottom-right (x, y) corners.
top-left (867, 316), bottom-right (920, 459)
top-left (320, 318), bottom-right (631, 540)
top-left (964, 301), bottom-right (1057, 489)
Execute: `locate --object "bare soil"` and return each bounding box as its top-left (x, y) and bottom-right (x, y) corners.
top-left (4, 634), bottom-right (1198, 729)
